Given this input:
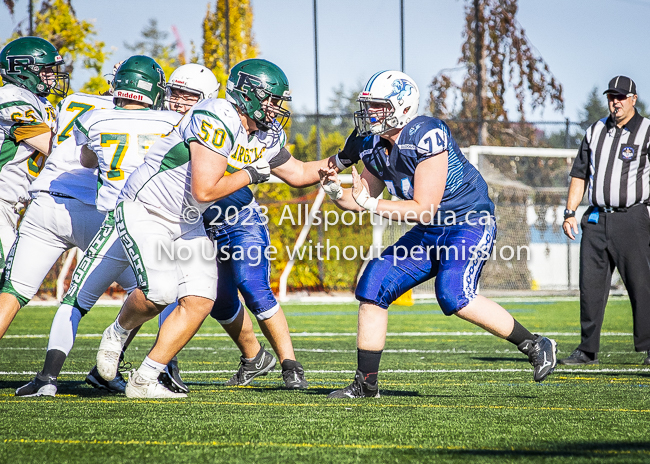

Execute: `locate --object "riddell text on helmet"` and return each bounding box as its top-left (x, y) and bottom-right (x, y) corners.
top-left (114, 90), bottom-right (144, 101)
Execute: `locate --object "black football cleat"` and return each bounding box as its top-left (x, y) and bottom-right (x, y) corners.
top-left (158, 356), bottom-right (189, 394)
top-left (518, 335), bottom-right (558, 382)
top-left (281, 359), bottom-right (309, 389)
top-left (327, 370), bottom-right (380, 399)
top-left (15, 372), bottom-right (57, 397)
top-left (225, 344), bottom-right (276, 386)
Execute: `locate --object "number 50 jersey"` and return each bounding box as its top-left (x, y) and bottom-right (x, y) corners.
top-left (119, 98), bottom-right (285, 224)
top-left (73, 107), bottom-right (182, 213)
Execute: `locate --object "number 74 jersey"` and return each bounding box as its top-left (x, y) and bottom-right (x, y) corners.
top-left (351, 115), bottom-right (494, 223)
top-left (73, 107), bottom-right (182, 213)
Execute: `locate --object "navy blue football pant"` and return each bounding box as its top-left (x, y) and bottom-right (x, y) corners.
top-left (356, 217), bottom-right (496, 315)
top-left (206, 206), bottom-right (279, 324)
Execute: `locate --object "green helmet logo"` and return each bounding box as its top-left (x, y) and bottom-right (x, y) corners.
top-left (226, 59), bottom-right (291, 131)
top-left (0, 36), bottom-right (69, 98)
top-left (113, 55), bottom-right (166, 109)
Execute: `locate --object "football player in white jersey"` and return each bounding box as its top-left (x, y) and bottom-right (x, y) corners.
top-left (158, 62), bottom-right (311, 392)
top-left (0, 37), bottom-right (66, 278)
top-left (13, 55), bottom-right (181, 397)
top-left (153, 62), bottom-right (220, 393)
top-left (6, 91), bottom-right (140, 397)
top-left (95, 59), bottom-right (342, 398)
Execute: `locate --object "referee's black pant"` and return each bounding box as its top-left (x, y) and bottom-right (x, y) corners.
top-left (578, 203), bottom-right (650, 354)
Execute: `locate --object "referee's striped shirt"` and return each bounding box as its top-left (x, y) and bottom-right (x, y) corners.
top-left (571, 110), bottom-right (650, 208)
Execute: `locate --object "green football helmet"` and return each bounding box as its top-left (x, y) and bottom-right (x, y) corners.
top-left (0, 36), bottom-right (69, 98)
top-left (112, 55), bottom-right (166, 109)
top-left (226, 59), bottom-right (291, 131)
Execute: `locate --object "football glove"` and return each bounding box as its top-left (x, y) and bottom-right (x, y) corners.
top-left (243, 157), bottom-right (271, 184)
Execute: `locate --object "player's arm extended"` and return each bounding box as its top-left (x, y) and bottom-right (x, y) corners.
top-left (272, 153), bottom-right (340, 187)
top-left (371, 151), bottom-right (447, 223)
top-left (189, 140), bottom-right (251, 203)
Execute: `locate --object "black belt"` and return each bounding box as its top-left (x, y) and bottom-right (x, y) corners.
top-left (600, 206), bottom-right (627, 213)
top-left (599, 203), bottom-right (649, 213)
top-left (43, 191), bottom-right (74, 200)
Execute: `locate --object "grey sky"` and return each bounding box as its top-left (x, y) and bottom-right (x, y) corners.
top-left (2, 0), bottom-right (648, 122)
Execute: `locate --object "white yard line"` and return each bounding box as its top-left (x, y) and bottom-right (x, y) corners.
top-left (1, 331), bottom-right (635, 339)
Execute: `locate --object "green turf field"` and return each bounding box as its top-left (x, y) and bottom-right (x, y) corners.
top-left (1, 297), bottom-right (649, 463)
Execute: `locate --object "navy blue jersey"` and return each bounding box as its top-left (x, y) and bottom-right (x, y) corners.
top-left (344, 116), bottom-right (494, 225)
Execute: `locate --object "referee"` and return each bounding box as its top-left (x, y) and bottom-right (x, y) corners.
top-left (561, 75), bottom-right (650, 366)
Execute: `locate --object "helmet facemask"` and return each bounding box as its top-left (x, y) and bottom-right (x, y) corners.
top-left (226, 59), bottom-right (292, 132)
top-left (251, 86), bottom-right (291, 131)
top-left (232, 82), bottom-right (291, 132)
top-left (354, 96), bottom-right (397, 136)
top-left (165, 86), bottom-right (201, 114)
top-left (35, 61), bottom-right (69, 98)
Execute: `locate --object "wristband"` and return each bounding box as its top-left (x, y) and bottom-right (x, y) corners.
top-left (354, 184), bottom-right (379, 213)
top-left (334, 153), bottom-right (347, 171)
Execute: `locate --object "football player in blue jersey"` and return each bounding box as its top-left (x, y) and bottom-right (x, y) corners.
top-left (320, 71), bottom-right (558, 398)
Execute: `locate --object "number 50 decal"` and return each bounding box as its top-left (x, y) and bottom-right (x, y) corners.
top-left (199, 120), bottom-right (227, 149)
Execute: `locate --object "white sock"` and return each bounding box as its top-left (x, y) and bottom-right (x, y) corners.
top-left (138, 356), bottom-right (166, 382)
top-left (47, 304), bottom-right (83, 355)
top-left (113, 320), bottom-right (131, 343)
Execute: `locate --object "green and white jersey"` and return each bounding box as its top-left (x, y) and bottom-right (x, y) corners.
top-left (30, 93), bottom-right (113, 204)
top-left (0, 83), bottom-right (56, 204)
top-left (119, 98), bottom-right (286, 224)
top-left (73, 107), bottom-right (182, 213)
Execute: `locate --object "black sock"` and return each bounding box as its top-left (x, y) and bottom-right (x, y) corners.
top-left (41, 349), bottom-right (67, 378)
top-left (506, 319), bottom-right (535, 346)
top-left (281, 359), bottom-right (301, 371)
top-left (357, 348), bottom-right (382, 384)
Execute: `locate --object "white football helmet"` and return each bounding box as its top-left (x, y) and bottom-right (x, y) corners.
top-left (354, 70), bottom-right (419, 136)
top-left (165, 63), bottom-right (219, 109)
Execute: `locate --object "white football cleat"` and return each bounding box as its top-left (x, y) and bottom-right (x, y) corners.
top-left (125, 370), bottom-right (187, 399)
top-left (96, 324), bottom-right (125, 381)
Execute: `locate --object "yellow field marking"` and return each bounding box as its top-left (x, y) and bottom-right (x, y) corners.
top-left (2, 438), bottom-right (649, 455)
top-left (1, 398), bottom-right (649, 414)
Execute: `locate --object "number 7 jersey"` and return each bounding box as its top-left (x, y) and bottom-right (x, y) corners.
top-left (73, 107), bottom-right (182, 213)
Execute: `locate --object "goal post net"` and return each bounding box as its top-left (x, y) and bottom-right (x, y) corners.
top-left (379, 145), bottom-right (583, 298)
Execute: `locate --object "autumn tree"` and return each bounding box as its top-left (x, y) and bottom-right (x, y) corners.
top-left (3, 0), bottom-right (110, 99)
top-left (428, 0), bottom-right (566, 290)
top-left (3, 0), bottom-right (15, 16)
top-left (428, 0), bottom-right (563, 147)
top-left (202, 0), bottom-right (257, 97)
